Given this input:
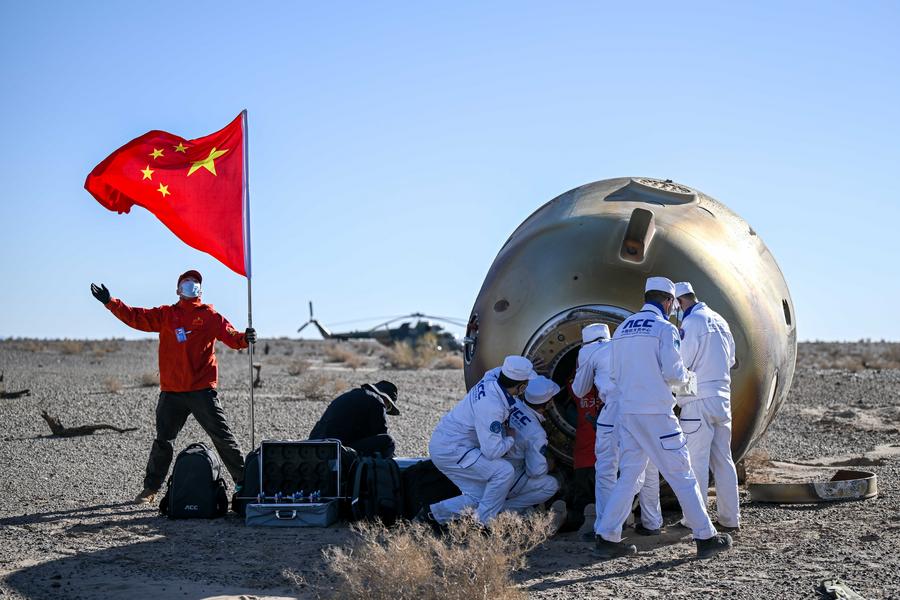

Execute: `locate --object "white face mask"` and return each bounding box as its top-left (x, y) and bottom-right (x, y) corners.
top-left (178, 280), bottom-right (201, 298)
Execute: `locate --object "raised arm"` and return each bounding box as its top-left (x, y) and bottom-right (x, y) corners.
top-left (92, 283), bottom-right (165, 333)
top-left (571, 347), bottom-right (596, 399)
top-left (474, 391), bottom-right (515, 460)
top-left (215, 313), bottom-right (250, 350)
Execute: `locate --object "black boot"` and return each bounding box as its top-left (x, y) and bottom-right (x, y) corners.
top-left (414, 506), bottom-right (447, 536)
top-left (634, 522), bottom-right (661, 536)
top-left (594, 535), bottom-right (637, 559)
top-left (696, 533), bottom-right (733, 559)
top-left (557, 511), bottom-right (585, 534)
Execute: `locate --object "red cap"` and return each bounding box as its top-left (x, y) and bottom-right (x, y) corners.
top-left (177, 270), bottom-right (202, 285)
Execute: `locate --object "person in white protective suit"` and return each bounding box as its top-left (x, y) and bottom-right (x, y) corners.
top-left (571, 324), bottom-right (663, 537)
top-left (674, 281), bottom-right (740, 532)
top-left (593, 276), bottom-right (733, 560)
top-left (503, 376), bottom-right (561, 512)
top-left (420, 355), bottom-right (536, 526)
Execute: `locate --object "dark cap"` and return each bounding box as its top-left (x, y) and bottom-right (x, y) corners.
top-left (372, 380), bottom-right (399, 416)
top-left (177, 270), bottom-right (203, 285)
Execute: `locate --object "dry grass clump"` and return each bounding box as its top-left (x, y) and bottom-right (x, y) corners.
top-left (324, 344), bottom-right (367, 370)
top-left (139, 371), bottom-right (159, 387)
top-left (59, 340), bottom-right (86, 355)
top-left (297, 372), bottom-right (350, 401)
top-left (802, 341), bottom-right (900, 371)
top-left (384, 333), bottom-right (444, 369)
top-left (433, 354), bottom-right (464, 370)
top-left (103, 377), bottom-right (123, 394)
top-left (287, 358), bottom-right (312, 376)
top-left (316, 511), bottom-right (552, 600)
top-left (14, 339), bottom-right (46, 353)
top-left (90, 339), bottom-right (121, 355)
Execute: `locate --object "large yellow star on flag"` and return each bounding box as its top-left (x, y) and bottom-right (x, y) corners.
top-left (157, 183), bottom-right (170, 198)
top-left (188, 147), bottom-right (228, 176)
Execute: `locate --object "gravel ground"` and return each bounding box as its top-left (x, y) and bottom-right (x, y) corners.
top-left (0, 339), bottom-right (898, 599)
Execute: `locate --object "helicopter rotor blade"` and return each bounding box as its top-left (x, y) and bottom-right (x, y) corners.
top-left (417, 315), bottom-right (468, 327)
top-left (297, 322), bottom-right (311, 334)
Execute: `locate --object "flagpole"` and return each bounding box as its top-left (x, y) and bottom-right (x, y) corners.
top-left (242, 109), bottom-right (255, 449)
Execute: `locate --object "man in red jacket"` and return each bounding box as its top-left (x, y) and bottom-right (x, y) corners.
top-left (90, 270), bottom-right (256, 504)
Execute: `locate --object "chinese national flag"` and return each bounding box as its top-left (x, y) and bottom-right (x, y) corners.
top-left (85, 113), bottom-right (249, 276)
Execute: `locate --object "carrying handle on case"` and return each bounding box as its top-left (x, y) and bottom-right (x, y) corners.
top-left (275, 510), bottom-right (298, 520)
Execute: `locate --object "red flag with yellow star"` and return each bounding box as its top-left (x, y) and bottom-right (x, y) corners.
top-left (85, 113), bottom-right (249, 276)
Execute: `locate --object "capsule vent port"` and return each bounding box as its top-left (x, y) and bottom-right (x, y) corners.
top-left (620, 208), bottom-right (656, 262)
top-left (782, 299), bottom-right (792, 326)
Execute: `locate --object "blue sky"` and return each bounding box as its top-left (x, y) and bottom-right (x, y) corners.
top-left (1, 2), bottom-right (898, 341)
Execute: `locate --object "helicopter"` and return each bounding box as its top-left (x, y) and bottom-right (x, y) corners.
top-left (297, 302), bottom-right (466, 351)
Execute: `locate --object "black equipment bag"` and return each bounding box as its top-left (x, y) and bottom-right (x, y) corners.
top-left (160, 442), bottom-right (228, 519)
top-left (231, 447), bottom-right (261, 516)
top-left (351, 456), bottom-right (403, 525)
top-left (400, 459), bottom-right (461, 519)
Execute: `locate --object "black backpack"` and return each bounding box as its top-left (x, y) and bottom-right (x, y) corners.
top-left (160, 442), bottom-right (229, 519)
top-left (351, 456), bottom-right (403, 526)
top-left (400, 459), bottom-right (461, 519)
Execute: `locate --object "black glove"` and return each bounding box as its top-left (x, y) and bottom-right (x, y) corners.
top-left (245, 327), bottom-right (257, 344)
top-left (90, 283), bottom-right (111, 305)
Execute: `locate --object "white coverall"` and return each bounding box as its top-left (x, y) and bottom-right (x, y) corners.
top-left (595, 304), bottom-right (717, 543)
top-left (504, 399), bottom-right (559, 510)
top-left (572, 340), bottom-right (662, 532)
top-left (677, 301), bottom-right (740, 528)
top-left (428, 368), bottom-right (518, 524)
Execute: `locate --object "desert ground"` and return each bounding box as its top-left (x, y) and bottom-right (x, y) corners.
top-left (1, 339), bottom-right (899, 599)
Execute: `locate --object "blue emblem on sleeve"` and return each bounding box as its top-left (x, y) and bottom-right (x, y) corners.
top-left (540, 445), bottom-right (547, 456)
top-left (489, 421), bottom-right (503, 434)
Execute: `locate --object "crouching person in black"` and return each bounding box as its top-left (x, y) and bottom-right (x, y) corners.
top-left (308, 381), bottom-right (399, 458)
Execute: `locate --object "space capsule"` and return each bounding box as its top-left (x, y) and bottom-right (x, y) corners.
top-left (463, 177), bottom-right (796, 464)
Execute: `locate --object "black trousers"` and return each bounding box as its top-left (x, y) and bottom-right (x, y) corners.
top-left (560, 466), bottom-right (596, 532)
top-left (346, 433), bottom-right (395, 459)
top-left (144, 388), bottom-right (245, 491)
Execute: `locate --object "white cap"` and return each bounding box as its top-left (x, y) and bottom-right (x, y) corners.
top-left (524, 376), bottom-right (560, 405)
top-left (675, 281), bottom-right (694, 298)
top-left (645, 276), bottom-right (676, 297)
top-left (582, 323), bottom-right (610, 344)
top-left (501, 355), bottom-right (537, 381)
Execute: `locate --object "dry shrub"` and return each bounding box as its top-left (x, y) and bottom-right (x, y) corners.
top-left (103, 377), bottom-right (123, 394)
top-left (324, 344), bottom-right (367, 369)
top-left (16, 339), bottom-right (46, 353)
top-left (59, 340), bottom-right (85, 355)
top-left (91, 340), bottom-right (121, 355)
top-left (803, 342), bottom-right (900, 371)
top-left (297, 371), bottom-right (350, 401)
top-left (318, 511), bottom-right (552, 600)
top-left (433, 354), bottom-right (464, 370)
top-left (886, 344), bottom-right (900, 367)
top-left (385, 333), bottom-right (443, 369)
top-left (139, 371), bottom-right (159, 387)
top-left (287, 359), bottom-right (312, 376)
